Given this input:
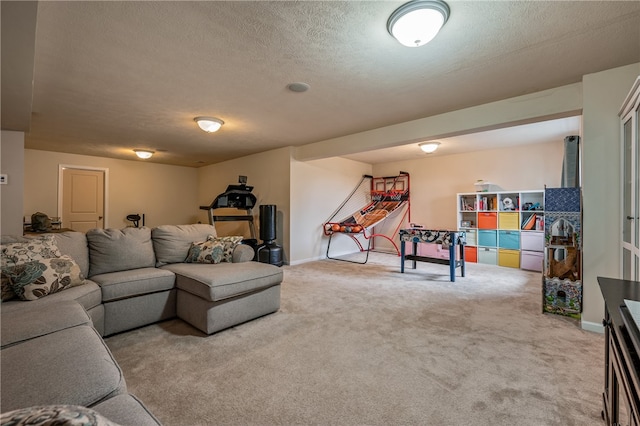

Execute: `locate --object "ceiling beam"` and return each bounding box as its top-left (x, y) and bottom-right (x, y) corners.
top-left (293, 82), bottom-right (583, 162)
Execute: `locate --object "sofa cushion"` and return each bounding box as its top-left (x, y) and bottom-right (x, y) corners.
top-left (0, 326), bottom-right (126, 412)
top-left (162, 261), bottom-right (283, 302)
top-left (53, 231), bottom-right (91, 278)
top-left (87, 228), bottom-right (155, 276)
top-left (0, 405), bottom-right (121, 426)
top-left (92, 394), bottom-right (161, 426)
top-left (1, 299), bottom-right (90, 348)
top-left (4, 255), bottom-right (85, 301)
top-left (90, 267), bottom-right (176, 302)
top-left (151, 224), bottom-right (217, 265)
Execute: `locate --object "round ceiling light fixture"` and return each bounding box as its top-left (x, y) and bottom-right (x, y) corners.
top-left (387, 0), bottom-right (450, 47)
top-left (133, 149), bottom-right (154, 159)
top-left (287, 82), bottom-right (310, 93)
top-left (194, 116), bottom-right (224, 133)
top-left (419, 142), bottom-right (441, 153)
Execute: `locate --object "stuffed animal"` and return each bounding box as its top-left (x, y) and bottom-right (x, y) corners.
top-left (502, 197), bottom-right (515, 211)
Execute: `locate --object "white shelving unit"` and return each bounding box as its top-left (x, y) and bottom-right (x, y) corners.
top-left (457, 190), bottom-right (545, 270)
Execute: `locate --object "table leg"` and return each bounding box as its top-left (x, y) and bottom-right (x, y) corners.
top-left (411, 242), bottom-right (417, 269)
top-left (460, 243), bottom-right (465, 277)
top-left (449, 243), bottom-right (455, 282)
top-left (400, 241), bottom-right (405, 273)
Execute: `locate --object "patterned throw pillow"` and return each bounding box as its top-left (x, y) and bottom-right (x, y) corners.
top-left (4, 255), bottom-right (85, 301)
top-left (186, 235), bottom-right (243, 264)
top-left (1, 273), bottom-right (15, 302)
top-left (0, 404), bottom-right (121, 426)
top-left (1, 235), bottom-right (63, 266)
top-left (1, 235), bottom-right (65, 302)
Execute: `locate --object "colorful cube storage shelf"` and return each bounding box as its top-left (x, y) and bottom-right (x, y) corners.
top-left (543, 278), bottom-right (582, 319)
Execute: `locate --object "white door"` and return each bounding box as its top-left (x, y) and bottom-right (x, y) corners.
top-left (62, 168), bottom-right (105, 233)
top-left (621, 78), bottom-right (640, 280)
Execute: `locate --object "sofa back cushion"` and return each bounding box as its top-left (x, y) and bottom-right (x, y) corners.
top-left (151, 224), bottom-right (217, 265)
top-left (53, 231), bottom-right (90, 278)
top-left (87, 227), bottom-right (156, 276)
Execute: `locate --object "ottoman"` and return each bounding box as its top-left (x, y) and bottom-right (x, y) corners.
top-left (161, 262), bottom-right (283, 334)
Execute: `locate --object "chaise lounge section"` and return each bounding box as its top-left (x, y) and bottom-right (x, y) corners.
top-left (1, 223), bottom-right (283, 424)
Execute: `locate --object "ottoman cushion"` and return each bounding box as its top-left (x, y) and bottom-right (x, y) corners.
top-left (162, 262), bottom-right (282, 301)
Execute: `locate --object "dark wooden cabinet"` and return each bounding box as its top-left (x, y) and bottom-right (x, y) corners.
top-left (598, 277), bottom-right (640, 425)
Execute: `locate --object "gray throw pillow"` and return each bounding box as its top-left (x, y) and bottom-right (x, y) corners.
top-left (87, 227), bottom-right (156, 276)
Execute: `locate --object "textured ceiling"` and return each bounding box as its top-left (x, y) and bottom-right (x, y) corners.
top-left (2, 1), bottom-right (639, 167)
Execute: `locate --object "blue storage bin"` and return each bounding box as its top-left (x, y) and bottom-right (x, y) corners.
top-left (498, 230), bottom-right (520, 249)
top-left (478, 230), bottom-right (497, 247)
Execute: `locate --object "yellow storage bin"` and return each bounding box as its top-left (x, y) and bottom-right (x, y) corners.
top-left (498, 249), bottom-right (520, 268)
top-left (498, 212), bottom-right (519, 230)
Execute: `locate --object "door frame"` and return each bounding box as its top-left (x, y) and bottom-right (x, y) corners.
top-left (57, 164), bottom-right (110, 228)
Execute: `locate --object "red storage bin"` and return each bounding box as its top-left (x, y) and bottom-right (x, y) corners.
top-left (465, 246), bottom-right (477, 263)
top-left (477, 212), bottom-right (497, 229)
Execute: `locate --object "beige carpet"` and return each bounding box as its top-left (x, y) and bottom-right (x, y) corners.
top-left (105, 252), bottom-right (604, 426)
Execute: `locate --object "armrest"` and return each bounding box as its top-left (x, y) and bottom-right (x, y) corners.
top-left (232, 244), bottom-right (255, 263)
top-left (1, 299), bottom-right (91, 348)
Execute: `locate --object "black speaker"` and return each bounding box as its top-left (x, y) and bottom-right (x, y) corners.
top-left (259, 204), bottom-right (277, 242)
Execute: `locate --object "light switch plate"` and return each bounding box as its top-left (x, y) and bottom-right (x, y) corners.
top-left (0, 174), bottom-right (7, 184)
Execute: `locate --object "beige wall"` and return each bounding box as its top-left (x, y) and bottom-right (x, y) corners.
top-left (582, 63), bottom-right (640, 330)
top-left (376, 141), bottom-right (564, 228)
top-left (197, 147), bottom-right (292, 262)
top-left (290, 157), bottom-right (372, 264)
top-left (24, 150), bottom-right (199, 229)
top-left (1, 131), bottom-right (25, 235)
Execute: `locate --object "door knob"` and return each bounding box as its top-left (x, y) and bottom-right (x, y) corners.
top-left (627, 216), bottom-right (635, 220)
top-left (98, 216), bottom-right (103, 220)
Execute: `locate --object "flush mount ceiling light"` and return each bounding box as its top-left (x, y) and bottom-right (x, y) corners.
top-left (419, 142), bottom-right (441, 153)
top-left (133, 149), bottom-right (154, 159)
top-left (194, 116), bottom-right (224, 133)
top-left (387, 0), bottom-right (450, 47)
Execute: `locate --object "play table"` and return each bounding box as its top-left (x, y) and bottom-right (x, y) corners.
top-left (399, 229), bottom-right (466, 282)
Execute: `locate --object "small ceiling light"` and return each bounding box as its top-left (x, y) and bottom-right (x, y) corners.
top-left (133, 149), bottom-right (154, 159)
top-left (387, 0), bottom-right (450, 47)
top-left (194, 116), bottom-right (224, 133)
top-left (419, 142), bottom-right (440, 153)
top-left (287, 82), bottom-right (310, 93)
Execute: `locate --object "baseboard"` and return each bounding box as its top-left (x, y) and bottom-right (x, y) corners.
top-left (288, 256), bottom-right (324, 266)
top-left (582, 320), bottom-right (604, 334)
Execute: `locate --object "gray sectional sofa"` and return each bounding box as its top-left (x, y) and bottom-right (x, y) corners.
top-left (1, 224), bottom-right (283, 425)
